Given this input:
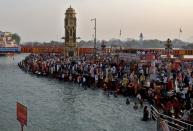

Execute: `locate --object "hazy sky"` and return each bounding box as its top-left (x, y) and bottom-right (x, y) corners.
top-left (0, 0), bottom-right (193, 42)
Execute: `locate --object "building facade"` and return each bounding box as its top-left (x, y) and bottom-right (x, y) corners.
top-left (0, 31), bottom-right (18, 47)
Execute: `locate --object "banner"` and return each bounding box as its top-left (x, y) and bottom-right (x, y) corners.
top-left (16, 102), bottom-right (27, 126)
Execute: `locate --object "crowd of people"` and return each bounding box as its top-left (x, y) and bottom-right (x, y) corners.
top-left (18, 53), bottom-right (193, 124)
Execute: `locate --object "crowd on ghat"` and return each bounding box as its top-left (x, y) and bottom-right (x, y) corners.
top-left (18, 53), bottom-right (193, 123)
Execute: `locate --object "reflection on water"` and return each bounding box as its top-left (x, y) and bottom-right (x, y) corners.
top-left (0, 54), bottom-right (155, 131)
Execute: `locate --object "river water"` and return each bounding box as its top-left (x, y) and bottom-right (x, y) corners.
top-left (0, 54), bottom-right (156, 131)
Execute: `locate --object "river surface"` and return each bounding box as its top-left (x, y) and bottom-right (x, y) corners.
top-left (0, 54), bottom-right (156, 131)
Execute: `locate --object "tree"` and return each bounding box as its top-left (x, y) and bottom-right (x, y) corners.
top-left (12, 33), bottom-right (21, 45)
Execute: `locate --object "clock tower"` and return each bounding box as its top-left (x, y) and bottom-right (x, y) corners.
top-left (64, 6), bottom-right (77, 57)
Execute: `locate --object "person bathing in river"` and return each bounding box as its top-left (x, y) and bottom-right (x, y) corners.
top-left (142, 106), bottom-right (149, 121)
top-left (77, 75), bottom-right (82, 87)
top-left (126, 98), bottom-right (130, 105)
top-left (137, 93), bottom-right (143, 108)
top-left (69, 74), bottom-right (72, 82)
top-left (133, 102), bottom-right (138, 110)
top-left (82, 76), bottom-right (87, 90)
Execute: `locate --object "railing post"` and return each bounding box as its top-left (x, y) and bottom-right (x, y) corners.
top-left (157, 113), bottom-right (160, 131)
top-left (151, 105), bottom-right (193, 131)
top-left (150, 105), bottom-right (156, 121)
top-left (188, 125), bottom-right (190, 131)
top-left (150, 106), bottom-right (153, 120)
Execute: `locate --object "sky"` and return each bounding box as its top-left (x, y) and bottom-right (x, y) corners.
top-left (0, 0), bottom-right (193, 42)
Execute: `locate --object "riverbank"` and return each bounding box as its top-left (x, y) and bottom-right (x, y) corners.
top-left (18, 53), bottom-right (193, 125)
top-left (0, 54), bottom-right (158, 131)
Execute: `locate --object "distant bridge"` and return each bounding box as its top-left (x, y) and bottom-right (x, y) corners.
top-left (0, 47), bottom-right (20, 53)
top-left (1, 46), bottom-right (193, 56)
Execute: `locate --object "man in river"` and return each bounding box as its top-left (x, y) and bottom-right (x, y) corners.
top-left (142, 106), bottom-right (149, 121)
top-left (133, 102), bottom-right (138, 110)
top-left (126, 98), bottom-right (130, 105)
top-left (82, 76), bottom-right (87, 90)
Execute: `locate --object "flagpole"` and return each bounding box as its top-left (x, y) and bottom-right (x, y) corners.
top-left (179, 27), bottom-right (182, 41)
top-left (120, 29), bottom-right (122, 40)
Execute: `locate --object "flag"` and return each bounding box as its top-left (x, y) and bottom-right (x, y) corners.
top-left (180, 28), bottom-right (182, 33)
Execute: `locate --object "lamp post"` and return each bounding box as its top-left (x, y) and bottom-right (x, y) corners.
top-left (165, 38), bottom-right (173, 61)
top-left (165, 38), bottom-right (173, 78)
top-left (91, 18), bottom-right (96, 60)
top-left (76, 37), bottom-right (81, 59)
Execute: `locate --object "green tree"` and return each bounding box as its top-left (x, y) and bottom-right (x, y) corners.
top-left (12, 33), bottom-right (21, 45)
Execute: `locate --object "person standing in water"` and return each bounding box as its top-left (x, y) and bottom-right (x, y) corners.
top-left (142, 106), bottom-right (149, 121)
top-left (126, 98), bottom-right (130, 105)
top-left (133, 102), bottom-right (138, 110)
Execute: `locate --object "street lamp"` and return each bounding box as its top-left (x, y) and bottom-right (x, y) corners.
top-left (76, 37), bottom-right (81, 59)
top-left (91, 18), bottom-right (96, 60)
top-left (165, 38), bottom-right (173, 60)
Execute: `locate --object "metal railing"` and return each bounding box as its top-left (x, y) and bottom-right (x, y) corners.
top-left (150, 105), bottom-right (193, 131)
